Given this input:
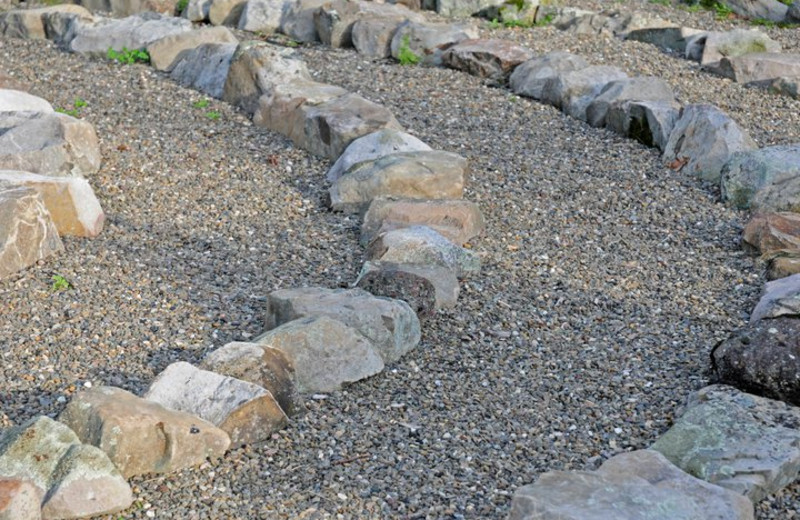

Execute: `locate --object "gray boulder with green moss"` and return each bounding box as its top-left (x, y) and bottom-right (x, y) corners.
top-left (721, 144), bottom-right (800, 212)
top-left (696, 29), bottom-right (781, 69)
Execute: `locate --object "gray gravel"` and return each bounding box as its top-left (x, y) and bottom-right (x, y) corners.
top-left (1, 1), bottom-right (799, 517)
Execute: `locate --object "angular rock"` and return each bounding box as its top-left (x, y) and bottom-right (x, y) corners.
top-left (725, 0), bottom-right (788, 22)
top-left (280, 0), bottom-right (327, 42)
top-left (606, 99), bottom-right (680, 152)
top-left (300, 93), bottom-right (402, 160)
top-left (145, 361), bottom-right (288, 445)
top-left (77, 0), bottom-right (176, 17)
top-left (0, 89), bottom-right (53, 113)
top-left (509, 450), bottom-right (754, 520)
top-left (389, 20), bottom-right (478, 67)
top-left (771, 76), bottom-right (799, 100)
top-left (652, 384), bottom-right (800, 502)
top-left (58, 386), bottom-right (231, 478)
top-left (327, 129), bottom-right (431, 182)
top-left (170, 42), bottom-right (238, 99)
top-left (237, 0), bottom-right (286, 33)
top-left (314, 0), bottom-right (422, 48)
top-left (743, 212), bottom-right (800, 254)
top-left (769, 253), bottom-right (800, 280)
top-left (0, 479), bottom-right (42, 520)
top-left (253, 79), bottom-right (348, 144)
top-left (222, 41), bottom-right (311, 115)
top-left (0, 112), bottom-right (101, 177)
top-left (625, 25), bottom-right (705, 54)
top-left (541, 65), bottom-right (628, 121)
top-left (0, 187), bottom-right (63, 280)
top-left (255, 316), bottom-right (385, 393)
top-left (328, 150), bottom-right (467, 213)
top-left (0, 416), bottom-right (133, 519)
top-left (0, 5), bottom-right (91, 40)
top-left (721, 145), bottom-right (800, 212)
top-left (209, 0), bottom-right (247, 25)
top-left (41, 443), bottom-right (133, 520)
top-left (183, 0), bottom-right (212, 21)
top-left (361, 197), bottom-right (484, 246)
top-left (264, 286), bottom-right (421, 363)
top-left (200, 342), bottom-right (299, 416)
top-left (509, 51), bottom-right (589, 101)
top-left (146, 25), bottom-right (237, 72)
top-left (354, 260), bottom-right (459, 314)
top-left (698, 29), bottom-right (781, 69)
top-left (352, 16), bottom-right (404, 59)
top-left (478, 0), bottom-right (537, 26)
top-left (750, 274), bottom-right (800, 322)
top-left (435, 0), bottom-right (505, 18)
top-left (585, 76), bottom-right (677, 128)
top-left (662, 104), bottom-right (757, 183)
top-left (713, 318), bottom-right (800, 406)
top-left (69, 12), bottom-right (192, 56)
top-left (717, 52), bottom-right (800, 86)
top-left (0, 171), bottom-right (104, 238)
top-left (41, 10), bottom-right (95, 48)
top-left (440, 38), bottom-right (534, 81)
top-left (367, 225), bottom-right (480, 277)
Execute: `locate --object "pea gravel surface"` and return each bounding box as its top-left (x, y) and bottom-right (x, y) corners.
top-left (1, 1), bottom-right (800, 517)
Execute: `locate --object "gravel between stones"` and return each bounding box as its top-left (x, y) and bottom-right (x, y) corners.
top-left (1, 2), bottom-right (799, 518)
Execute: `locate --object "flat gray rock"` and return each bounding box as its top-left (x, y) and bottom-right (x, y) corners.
top-left (355, 260), bottom-right (459, 315)
top-left (585, 76), bottom-right (677, 128)
top-left (255, 315), bottom-right (385, 393)
top-left (69, 12), bottom-right (192, 56)
top-left (663, 104), bottom-right (757, 183)
top-left (510, 450), bottom-right (753, 520)
top-left (265, 286), bottom-right (421, 363)
top-left (170, 42), bottom-right (238, 99)
top-left (237, 0), bottom-right (286, 33)
top-left (652, 384), bottom-right (800, 502)
top-left (751, 274), bottom-right (800, 323)
top-left (441, 38), bottom-right (534, 81)
top-left (329, 150), bottom-right (467, 213)
top-left (717, 52), bottom-right (800, 86)
top-left (327, 129), bottom-right (431, 182)
top-left (389, 20), bottom-right (478, 67)
top-left (605, 99), bottom-right (679, 151)
top-left (721, 144), bottom-right (800, 212)
top-left (541, 65), bottom-right (628, 121)
top-left (509, 51), bottom-right (589, 101)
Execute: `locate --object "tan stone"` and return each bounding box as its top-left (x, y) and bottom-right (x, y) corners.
top-left (743, 212), bottom-right (800, 255)
top-left (209, 0), bottom-right (246, 25)
top-left (0, 5), bottom-right (91, 40)
top-left (0, 479), bottom-right (41, 520)
top-left (59, 386), bottom-right (231, 479)
top-left (768, 253), bottom-right (800, 280)
top-left (0, 187), bottom-right (63, 280)
top-left (0, 171), bottom-right (104, 238)
top-left (147, 26), bottom-right (238, 72)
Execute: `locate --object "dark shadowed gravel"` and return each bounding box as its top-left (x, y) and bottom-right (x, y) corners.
top-left (1, 2), bottom-right (799, 517)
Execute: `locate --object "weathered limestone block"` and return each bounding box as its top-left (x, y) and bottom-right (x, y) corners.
top-left (509, 51), bottom-right (589, 101)
top-left (145, 361), bottom-right (288, 445)
top-left (440, 38), bottom-right (534, 81)
top-left (0, 5), bottom-right (91, 40)
top-left (0, 478), bottom-right (42, 520)
top-left (697, 29), bottom-right (781, 69)
top-left (352, 16), bottom-right (404, 59)
top-left (209, 0), bottom-right (247, 26)
top-left (389, 20), bottom-right (478, 67)
top-left (77, 0), bottom-right (176, 16)
top-left (625, 26), bottom-right (705, 54)
top-left (327, 129), bottom-right (431, 182)
top-left (69, 12), bottom-right (192, 56)
top-left (237, 0), bottom-right (286, 33)
top-left (0, 187), bottom-right (63, 280)
top-left (170, 42), bottom-right (238, 99)
top-left (721, 145), bottom-right (800, 212)
top-left (605, 99), bottom-right (679, 152)
top-left (585, 76), bottom-right (677, 128)
top-left (541, 65), bottom-right (628, 121)
top-left (146, 25), bottom-right (237, 72)
top-left (716, 52), bottom-right (800, 86)
top-left (314, 0), bottom-right (422, 48)
top-left (280, 0), bottom-right (327, 42)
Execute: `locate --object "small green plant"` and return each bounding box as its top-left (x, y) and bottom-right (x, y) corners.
top-left (284, 39), bottom-right (300, 48)
top-left (107, 47), bottom-right (150, 65)
top-left (714, 1), bottom-right (734, 19)
top-left (51, 274), bottom-right (71, 292)
top-left (397, 34), bottom-right (420, 66)
top-left (534, 13), bottom-right (555, 26)
top-left (750, 17), bottom-right (776, 26)
top-left (176, 0), bottom-right (188, 12)
top-left (488, 18), bottom-right (501, 28)
top-left (55, 98), bottom-right (88, 118)
top-left (193, 98), bottom-right (210, 109)
top-left (55, 107), bottom-right (79, 117)
top-left (73, 97), bottom-right (87, 108)
top-left (205, 110), bottom-right (221, 120)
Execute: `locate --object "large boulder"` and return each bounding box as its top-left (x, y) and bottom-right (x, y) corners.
top-left (724, 0), bottom-right (788, 22)
top-left (742, 212), bottom-right (800, 255)
top-left (696, 29), bottom-right (781, 69)
top-left (716, 52), bottom-right (800, 85)
top-left (354, 260), bottom-right (459, 314)
top-left (361, 197), bottom-right (484, 246)
top-left (651, 384), bottom-right (800, 502)
top-left (721, 145), bottom-right (800, 212)
top-left (280, 0), bottom-right (327, 42)
top-left (367, 225), bottom-right (481, 277)
top-left (170, 42), bottom-right (238, 99)
top-left (0, 478), bottom-right (42, 520)
top-left (0, 416), bottom-right (133, 519)
top-left (255, 316), bottom-right (385, 393)
top-left (509, 450), bottom-right (753, 520)
top-left (389, 20), bottom-right (478, 67)
top-left (541, 65), bottom-right (628, 121)
top-left (326, 129), bottom-right (431, 182)
top-left (264, 286), bottom-right (421, 363)
top-left (662, 104), bottom-right (757, 183)
top-left (585, 76), bottom-right (677, 128)
top-left (769, 253), bottom-right (800, 280)
top-left (328, 150), bottom-right (467, 213)
top-left (146, 25), bottom-right (237, 72)
top-left (222, 41), bottom-right (311, 115)
top-left (0, 5), bottom-right (91, 40)
top-left (712, 318), bottom-right (800, 406)
top-left (0, 187), bottom-right (63, 280)
top-left (237, 0), bottom-right (286, 33)
top-left (352, 16), bottom-right (405, 59)
top-left (440, 39), bottom-right (534, 81)
top-left (0, 89), bottom-right (53, 113)
top-left (0, 112), bottom-right (101, 177)
top-left (69, 12), bottom-right (192, 56)
top-left (200, 342), bottom-right (299, 416)
top-left (0, 171), bottom-right (104, 238)
top-left (145, 361), bottom-right (288, 445)
top-left (314, 0), bottom-right (423, 48)
top-left (606, 100), bottom-right (680, 152)
top-left (59, 386), bottom-right (230, 478)
top-left (509, 51), bottom-right (589, 101)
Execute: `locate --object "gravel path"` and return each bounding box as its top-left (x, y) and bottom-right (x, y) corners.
top-left (1, 2), bottom-right (799, 517)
